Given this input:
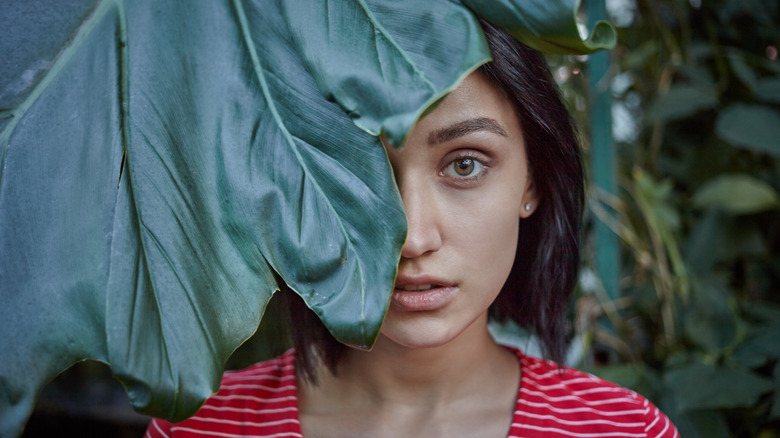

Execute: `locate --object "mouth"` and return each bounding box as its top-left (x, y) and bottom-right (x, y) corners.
top-left (395, 283), bottom-right (437, 292)
top-left (391, 276), bottom-right (457, 311)
top-left (393, 274), bottom-right (454, 290)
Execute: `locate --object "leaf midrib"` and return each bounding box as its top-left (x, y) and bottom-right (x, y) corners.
top-left (355, 0), bottom-right (436, 92)
top-left (232, 0), bottom-right (370, 343)
top-left (0, 0), bottom-right (115, 177)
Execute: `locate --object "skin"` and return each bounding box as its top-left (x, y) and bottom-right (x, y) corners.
top-left (299, 71), bottom-right (540, 438)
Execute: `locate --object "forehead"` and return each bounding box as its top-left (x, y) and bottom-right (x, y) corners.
top-left (410, 71), bottom-right (518, 138)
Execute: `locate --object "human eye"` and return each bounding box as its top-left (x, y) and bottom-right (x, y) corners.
top-left (441, 153), bottom-right (490, 181)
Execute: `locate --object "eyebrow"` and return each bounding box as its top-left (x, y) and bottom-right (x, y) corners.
top-left (427, 117), bottom-right (508, 145)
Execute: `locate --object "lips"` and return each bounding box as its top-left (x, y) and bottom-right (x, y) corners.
top-left (391, 276), bottom-right (457, 311)
top-left (397, 283), bottom-right (434, 292)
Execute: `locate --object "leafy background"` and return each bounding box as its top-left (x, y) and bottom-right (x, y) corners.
top-left (551, 0), bottom-right (780, 436)
top-left (5, 0), bottom-right (780, 437)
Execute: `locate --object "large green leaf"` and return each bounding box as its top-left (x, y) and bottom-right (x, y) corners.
top-left (664, 363), bottom-right (772, 412)
top-left (692, 173), bottom-right (780, 214)
top-left (683, 276), bottom-right (737, 352)
top-left (715, 104), bottom-right (780, 157)
top-left (287, 0), bottom-right (616, 146)
top-left (645, 85), bottom-right (719, 122)
top-left (733, 323), bottom-right (780, 368)
top-left (684, 210), bottom-right (768, 275)
top-left (671, 410), bottom-right (730, 438)
top-left (755, 76), bottom-right (780, 104)
top-left (0, 0), bottom-right (614, 435)
top-left (464, 0), bottom-right (617, 54)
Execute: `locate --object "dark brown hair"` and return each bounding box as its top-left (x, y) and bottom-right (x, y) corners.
top-left (281, 20), bottom-right (583, 382)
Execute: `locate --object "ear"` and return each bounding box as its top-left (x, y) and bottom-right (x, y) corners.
top-left (519, 179), bottom-right (541, 218)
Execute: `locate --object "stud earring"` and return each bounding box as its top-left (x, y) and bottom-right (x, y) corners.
top-left (524, 203), bottom-right (532, 212)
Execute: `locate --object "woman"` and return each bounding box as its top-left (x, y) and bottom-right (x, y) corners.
top-left (146, 22), bottom-right (678, 438)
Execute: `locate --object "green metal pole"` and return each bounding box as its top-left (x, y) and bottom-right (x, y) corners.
top-left (586, 0), bottom-right (619, 301)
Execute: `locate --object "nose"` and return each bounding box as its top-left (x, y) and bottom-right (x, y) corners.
top-left (399, 183), bottom-right (442, 259)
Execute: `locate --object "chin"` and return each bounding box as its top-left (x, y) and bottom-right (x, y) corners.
top-left (380, 332), bottom-right (455, 350)
top-left (378, 315), bottom-right (479, 350)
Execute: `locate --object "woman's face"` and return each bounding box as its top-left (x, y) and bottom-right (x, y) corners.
top-left (380, 71), bottom-right (539, 349)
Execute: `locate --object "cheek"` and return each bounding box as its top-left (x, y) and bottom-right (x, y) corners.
top-left (445, 189), bottom-right (521, 284)
top-left (474, 207), bottom-right (519, 282)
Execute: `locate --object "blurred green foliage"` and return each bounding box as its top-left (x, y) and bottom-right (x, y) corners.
top-left (557, 0), bottom-right (780, 436)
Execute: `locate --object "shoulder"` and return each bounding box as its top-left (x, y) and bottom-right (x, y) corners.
top-left (510, 352), bottom-right (678, 438)
top-left (218, 348), bottom-right (297, 398)
top-left (145, 349), bottom-right (300, 437)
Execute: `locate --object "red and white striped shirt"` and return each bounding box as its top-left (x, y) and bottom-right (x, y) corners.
top-left (146, 348), bottom-right (678, 438)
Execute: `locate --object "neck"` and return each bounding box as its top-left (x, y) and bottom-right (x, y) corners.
top-left (318, 315), bottom-right (516, 407)
top-left (297, 315), bottom-right (521, 438)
